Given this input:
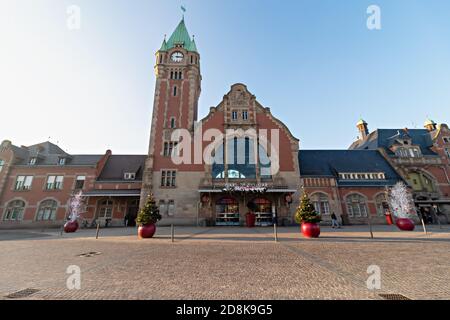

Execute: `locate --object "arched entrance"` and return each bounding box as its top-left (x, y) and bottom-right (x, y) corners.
top-left (215, 197), bottom-right (239, 226)
top-left (250, 197), bottom-right (273, 226)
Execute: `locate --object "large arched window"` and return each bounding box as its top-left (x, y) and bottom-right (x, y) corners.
top-left (98, 199), bottom-right (113, 219)
top-left (375, 194), bottom-right (389, 216)
top-left (212, 137), bottom-right (272, 179)
top-left (346, 194), bottom-right (368, 217)
top-left (4, 200), bottom-right (25, 221)
top-left (36, 200), bottom-right (57, 221)
top-left (311, 193), bottom-right (330, 215)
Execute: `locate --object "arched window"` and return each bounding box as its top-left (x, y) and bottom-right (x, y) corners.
top-left (0, 159), bottom-right (5, 173)
top-left (98, 199), bottom-right (113, 219)
top-left (36, 200), bottom-right (57, 221)
top-left (170, 117), bottom-right (176, 129)
top-left (375, 194), bottom-right (389, 216)
top-left (212, 137), bottom-right (257, 179)
top-left (311, 193), bottom-right (330, 215)
top-left (173, 86), bottom-right (177, 96)
top-left (4, 200), bottom-right (25, 221)
top-left (346, 194), bottom-right (368, 217)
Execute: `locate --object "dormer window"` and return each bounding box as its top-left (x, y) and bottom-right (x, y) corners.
top-left (58, 157), bottom-right (66, 165)
top-left (29, 157), bottom-right (37, 165)
top-left (124, 172), bottom-right (136, 180)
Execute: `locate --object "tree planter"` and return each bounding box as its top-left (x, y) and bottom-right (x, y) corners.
top-left (64, 220), bottom-right (79, 233)
top-left (396, 218), bottom-right (415, 231)
top-left (301, 222), bottom-right (320, 238)
top-left (138, 223), bottom-right (156, 239)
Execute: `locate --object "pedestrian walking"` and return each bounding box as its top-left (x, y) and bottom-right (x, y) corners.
top-left (331, 212), bottom-right (340, 228)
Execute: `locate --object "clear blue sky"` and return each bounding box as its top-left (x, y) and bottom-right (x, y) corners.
top-left (1, 0), bottom-right (449, 154)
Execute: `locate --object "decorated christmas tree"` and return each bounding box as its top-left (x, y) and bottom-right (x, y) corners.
top-left (68, 191), bottom-right (85, 222)
top-left (295, 191), bottom-right (322, 224)
top-left (388, 182), bottom-right (414, 218)
top-left (136, 194), bottom-right (162, 226)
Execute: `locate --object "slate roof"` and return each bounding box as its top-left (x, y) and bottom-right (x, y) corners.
top-left (349, 129), bottom-right (437, 156)
top-left (96, 155), bottom-right (147, 181)
top-left (298, 150), bottom-right (403, 187)
top-left (12, 141), bottom-right (102, 166)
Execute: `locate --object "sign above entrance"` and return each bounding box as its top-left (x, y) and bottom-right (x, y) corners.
top-left (223, 183), bottom-right (268, 193)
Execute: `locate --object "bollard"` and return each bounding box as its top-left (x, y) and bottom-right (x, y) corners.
top-left (96, 222), bottom-right (100, 239)
top-left (274, 223), bottom-right (278, 242)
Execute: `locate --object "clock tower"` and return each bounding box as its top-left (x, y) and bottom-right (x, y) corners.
top-left (141, 17), bottom-right (202, 209)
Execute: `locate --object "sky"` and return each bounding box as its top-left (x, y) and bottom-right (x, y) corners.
top-left (1, 0), bottom-right (449, 154)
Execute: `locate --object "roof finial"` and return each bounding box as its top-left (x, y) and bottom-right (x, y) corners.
top-left (181, 5), bottom-right (186, 20)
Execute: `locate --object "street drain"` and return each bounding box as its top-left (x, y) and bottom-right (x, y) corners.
top-left (78, 251), bottom-right (102, 258)
top-left (6, 288), bottom-right (40, 299)
top-left (379, 293), bottom-right (411, 300)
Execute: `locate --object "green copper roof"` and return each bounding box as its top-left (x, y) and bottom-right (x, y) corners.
top-left (159, 39), bottom-right (168, 51)
top-left (162, 18), bottom-right (198, 53)
top-left (187, 38), bottom-right (198, 52)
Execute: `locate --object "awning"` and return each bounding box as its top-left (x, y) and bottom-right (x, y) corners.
top-left (198, 189), bottom-right (296, 193)
top-left (83, 190), bottom-right (141, 197)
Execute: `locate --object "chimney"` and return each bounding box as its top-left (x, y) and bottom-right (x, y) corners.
top-left (356, 119), bottom-right (369, 139)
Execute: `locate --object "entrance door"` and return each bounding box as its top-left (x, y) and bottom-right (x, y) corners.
top-left (126, 199), bottom-right (139, 227)
top-left (215, 197), bottom-right (239, 226)
top-left (251, 198), bottom-right (273, 226)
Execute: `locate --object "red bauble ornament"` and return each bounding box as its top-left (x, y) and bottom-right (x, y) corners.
top-left (138, 224), bottom-right (156, 239)
top-left (396, 218), bottom-right (415, 231)
top-left (64, 220), bottom-right (79, 233)
top-left (301, 222), bottom-right (320, 238)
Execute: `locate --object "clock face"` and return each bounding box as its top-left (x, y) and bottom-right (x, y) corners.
top-left (171, 52), bottom-right (184, 62)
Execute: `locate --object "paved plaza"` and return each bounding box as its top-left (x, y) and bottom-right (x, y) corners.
top-left (1, 225), bottom-right (450, 300)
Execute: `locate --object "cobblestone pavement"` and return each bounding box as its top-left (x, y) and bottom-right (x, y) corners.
top-left (0, 225), bottom-right (449, 300)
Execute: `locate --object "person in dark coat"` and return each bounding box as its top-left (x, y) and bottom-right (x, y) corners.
top-left (331, 212), bottom-right (340, 228)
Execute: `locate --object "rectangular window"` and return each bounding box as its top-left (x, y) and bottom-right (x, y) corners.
top-left (173, 86), bottom-right (177, 96)
top-left (161, 170), bottom-right (176, 187)
top-left (14, 175), bottom-right (33, 190)
top-left (0, 159), bottom-right (4, 172)
top-left (46, 175), bottom-right (64, 190)
top-left (232, 111), bottom-right (238, 121)
top-left (168, 200), bottom-right (175, 216)
top-left (159, 200), bottom-right (168, 215)
top-left (242, 111), bottom-right (248, 121)
top-left (75, 175), bottom-right (85, 189)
